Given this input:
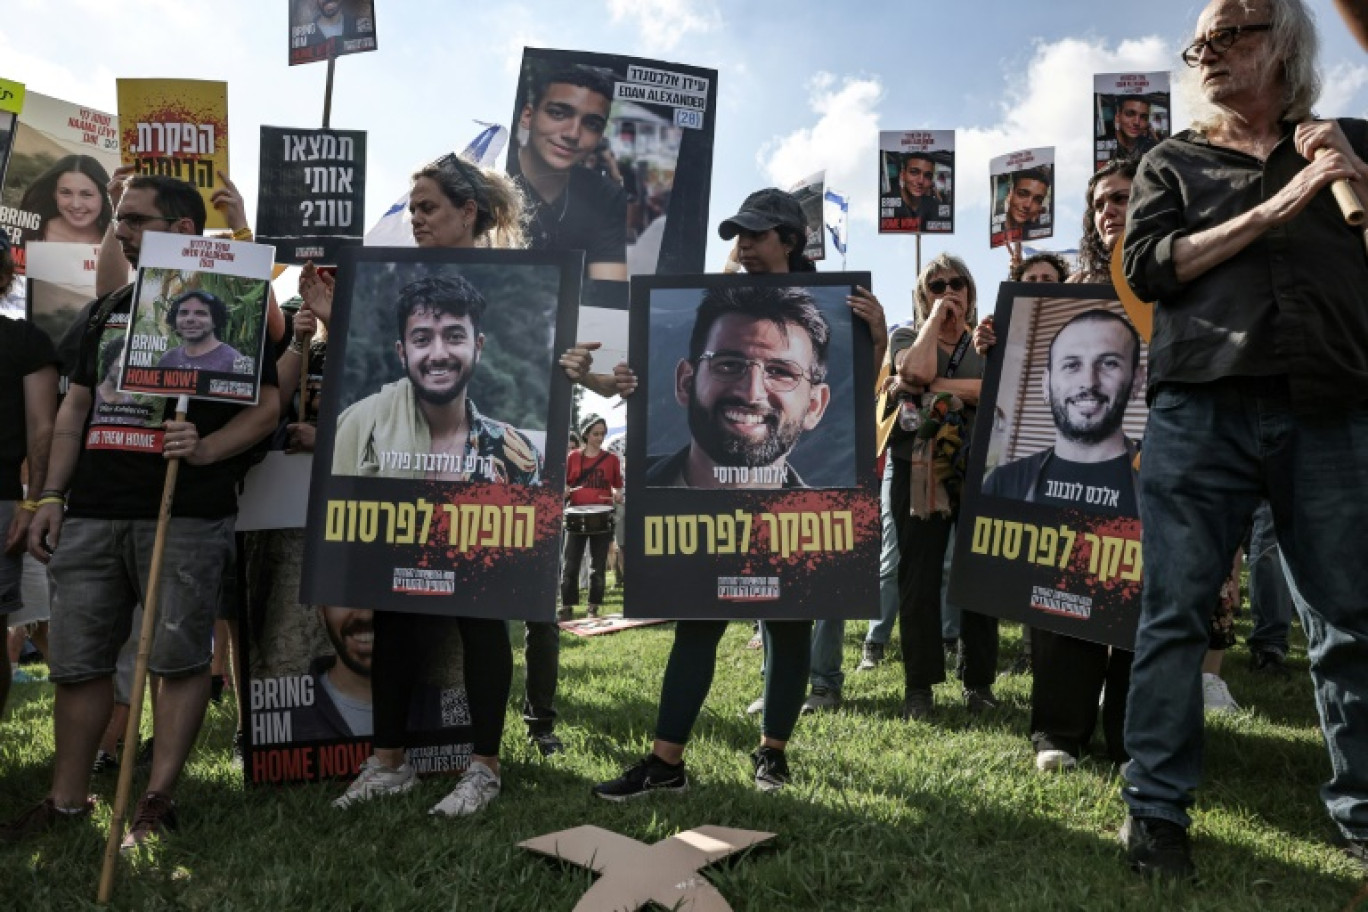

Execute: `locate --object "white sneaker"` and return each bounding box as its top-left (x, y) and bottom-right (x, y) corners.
top-left (1202, 673), bottom-right (1240, 714)
top-left (429, 762), bottom-right (500, 817)
top-left (333, 755), bottom-right (416, 809)
top-left (746, 696), bottom-right (765, 716)
top-left (1035, 749), bottom-right (1077, 772)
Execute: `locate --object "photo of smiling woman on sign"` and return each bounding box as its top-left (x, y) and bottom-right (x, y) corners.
top-left (19, 155), bottom-right (112, 245)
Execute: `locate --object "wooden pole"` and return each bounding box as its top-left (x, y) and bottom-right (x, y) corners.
top-left (915, 233), bottom-right (922, 278)
top-left (97, 394), bottom-right (190, 904)
top-left (322, 56), bottom-right (336, 129)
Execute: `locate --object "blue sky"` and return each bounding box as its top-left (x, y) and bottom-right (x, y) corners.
top-left (6, 0), bottom-right (1366, 331)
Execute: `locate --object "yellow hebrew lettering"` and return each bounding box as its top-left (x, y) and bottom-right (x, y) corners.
top-left (677, 516), bottom-right (698, 555)
top-left (832, 511), bottom-right (853, 551)
top-left (645, 517), bottom-right (664, 556)
top-left (1058, 525), bottom-right (1077, 569)
top-left (972, 516), bottom-right (993, 554)
top-left (1002, 521), bottom-right (1023, 561)
top-left (1084, 533), bottom-right (1102, 575)
top-left (326, 501), bottom-right (347, 541)
top-left (480, 505), bottom-right (502, 548)
top-left (357, 501), bottom-right (379, 543)
top-left (513, 506), bottom-right (535, 547)
top-left (1036, 527), bottom-right (1058, 566)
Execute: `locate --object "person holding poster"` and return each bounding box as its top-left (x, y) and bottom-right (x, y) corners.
top-left (594, 189), bottom-right (885, 797)
top-left (1118, 0), bottom-right (1368, 881)
top-left (0, 173), bottom-right (278, 849)
top-left (18, 155), bottom-right (113, 245)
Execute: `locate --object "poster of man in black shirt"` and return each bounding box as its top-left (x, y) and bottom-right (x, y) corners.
top-left (949, 288), bottom-right (1149, 649)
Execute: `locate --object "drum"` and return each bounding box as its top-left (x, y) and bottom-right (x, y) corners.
top-left (565, 505), bottom-right (615, 535)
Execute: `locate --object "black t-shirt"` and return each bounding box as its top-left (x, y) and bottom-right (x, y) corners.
top-left (516, 166), bottom-right (627, 266)
top-left (66, 285), bottom-right (279, 520)
top-left (0, 317), bottom-right (59, 499)
top-left (1033, 452), bottom-right (1136, 517)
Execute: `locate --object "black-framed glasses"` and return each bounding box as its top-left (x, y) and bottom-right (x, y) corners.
top-left (1181, 23), bottom-right (1272, 66)
top-left (113, 213), bottom-right (179, 229)
top-left (697, 351), bottom-right (818, 392)
top-left (926, 277), bottom-right (967, 294)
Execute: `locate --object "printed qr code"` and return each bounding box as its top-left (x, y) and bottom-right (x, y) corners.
top-left (440, 688), bottom-right (471, 727)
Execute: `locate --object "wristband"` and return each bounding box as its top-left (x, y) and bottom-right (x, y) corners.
top-left (36, 496), bottom-right (67, 508)
top-left (37, 489), bottom-right (67, 501)
top-left (18, 500), bottom-right (38, 513)
top-left (231, 227), bottom-right (254, 242)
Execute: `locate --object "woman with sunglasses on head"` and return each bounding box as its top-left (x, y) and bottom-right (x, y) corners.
top-left (593, 188), bottom-right (886, 798)
top-left (892, 254), bottom-right (998, 720)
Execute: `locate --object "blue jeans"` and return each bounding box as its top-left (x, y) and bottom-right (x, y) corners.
top-left (867, 456), bottom-right (900, 645)
top-left (1124, 379), bottom-right (1368, 838)
top-left (810, 619), bottom-right (844, 692)
top-left (1247, 501), bottom-right (1292, 656)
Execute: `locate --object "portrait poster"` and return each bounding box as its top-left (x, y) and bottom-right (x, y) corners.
top-left (878, 130), bottom-right (954, 234)
top-left (0, 112), bottom-right (15, 198)
top-left (507, 47), bottom-right (718, 374)
top-left (948, 283), bottom-right (1150, 650)
top-left (240, 530), bottom-right (473, 786)
top-left (0, 90), bottom-right (120, 274)
top-left (989, 146), bottom-right (1055, 249)
top-left (787, 170), bottom-right (826, 262)
top-left (301, 247), bottom-right (581, 619)
top-left (118, 232), bottom-right (273, 404)
top-left (289, 0), bottom-right (379, 66)
top-left (117, 78), bottom-right (230, 231)
top-left (257, 126), bottom-right (367, 266)
top-left (624, 273), bottom-right (880, 620)
top-left (1094, 72), bottom-right (1170, 170)
top-left (24, 241), bottom-right (100, 355)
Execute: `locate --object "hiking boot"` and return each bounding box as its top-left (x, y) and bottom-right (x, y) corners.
top-left (801, 687), bottom-right (842, 714)
top-left (964, 687), bottom-right (1001, 714)
top-left (0, 796), bottom-right (95, 843)
top-left (1119, 815), bottom-right (1196, 881)
top-left (1202, 673), bottom-right (1239, 714)
top-left (92, 749), bottom-right (120, 775)
top-left (900, 688), bottom-right (934, 721)
top-left (857, 641), bottom-right (884, 671)
top-left (752, 746), bottom-right (791, 792)
top-left (529, 730), bottom-right (565, 758)
top-left (333, 755), bottom-right (416, 809)
top-left (429, 762), bottom-right (500, 817)
top-left (1249, 648), bottom-right (1290, 677)
top-left (592, 754), bottom-right (688, 801)
top-left (1035, 749), bottom-right (1077, 773)
top-left (121, 792), bottom-right (177, 850)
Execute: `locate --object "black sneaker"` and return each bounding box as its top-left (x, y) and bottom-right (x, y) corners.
top-left (592, 755), bottom-right (688, 801)
top-left (92, 749), bottom-right (120, 775)
top-left (1249, 648), bottom-right (1290, 677)
top-left (901, 688), bottom-right (934, 721)
top-left (964, 687), bottom-right (1001, 714)
top-left (751, 746), bottom-right (790, 792)
top-left (529, 730), bottom-right (565, 758)
top-left (1119, 815), bottom-right (1196, 881)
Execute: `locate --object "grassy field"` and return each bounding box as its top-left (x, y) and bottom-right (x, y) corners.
top-left (2, 591), bottom-right (1366, 911)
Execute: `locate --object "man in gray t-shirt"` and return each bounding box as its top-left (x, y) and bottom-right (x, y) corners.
top-left (157, 289), bottom-right (246, 374)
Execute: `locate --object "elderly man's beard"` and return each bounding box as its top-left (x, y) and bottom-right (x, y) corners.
top-left (686, 382), bottom-right (805, 467)
top-left (324, 614), bottom-right (373, 678)
top-left (1050, 378), bottom-right (1133, 445)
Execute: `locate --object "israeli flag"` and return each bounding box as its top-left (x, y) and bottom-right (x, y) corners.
top-left (364, 122), bottom-right (510, 247)
top-left (824, 188), bottom-right (849, 257)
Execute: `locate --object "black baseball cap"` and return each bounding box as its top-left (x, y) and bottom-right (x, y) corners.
top-left (717, 188), bottom-right (806, 241)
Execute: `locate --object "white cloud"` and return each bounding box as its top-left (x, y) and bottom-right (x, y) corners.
top-left (605, 0), bottom-right (721, 52)
top-left (1320, 62), bottom-right (1368, 117)
top-left (757, 72), bottom-right (883, 217)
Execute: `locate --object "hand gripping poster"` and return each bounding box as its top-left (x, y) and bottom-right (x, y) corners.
top-left (256, 126), bottom-right (367, 265)
top-left (302, 247), bottom-right (580, 619)
top-left (1094, 72), bottom-right (1170, 170)
top-left (507, 48), bottom-right (717, 378)
top-left (117, 79), bottom-right (230, 231)
top-left (989, 147), bottom-right (1055, 249)
top-left (289, 0), bottom-right (379, 66)
top-left (118, 233), bottom-right (272, 405)
top-left (0, 89), bottom-right (120, 274)
top-left (948, 283), bottom-right (1150, 649)
top-left (624, 273), bottom-right (879, 620)
top-left (878, 130), bottom-right (954, 234)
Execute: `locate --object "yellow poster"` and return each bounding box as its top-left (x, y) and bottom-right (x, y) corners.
top-left (0, 78), bottom-right (25, 115)
top-left (117, 79), bottom-right (229, 230)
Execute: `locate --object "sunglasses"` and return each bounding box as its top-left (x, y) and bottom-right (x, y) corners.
top-left (926, 277), bottom-right (967, 294)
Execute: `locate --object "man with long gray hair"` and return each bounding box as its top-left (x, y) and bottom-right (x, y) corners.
top-left (1119, 0), bottom-right (1368, 881)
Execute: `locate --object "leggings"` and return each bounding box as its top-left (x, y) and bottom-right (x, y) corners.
top-left (655, 619), bottom-right (812, 745)
top-left (371, 611), bottom-right (511, 757)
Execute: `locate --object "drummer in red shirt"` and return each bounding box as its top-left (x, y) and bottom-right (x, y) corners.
top-left (559, 415), bottom-right (623, 619)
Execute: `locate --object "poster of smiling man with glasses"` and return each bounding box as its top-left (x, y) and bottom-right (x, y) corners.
top-left (624, 273), bottom-right (879, 619)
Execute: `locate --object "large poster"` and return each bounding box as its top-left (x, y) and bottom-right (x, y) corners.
top-left (624, 273), bottom-right (880, 619)
top-left (0, 90), bottom-right (120, 273)
top-left (289, 0), bottom-right (378, 66)
top-left (118, 79), bottom-right (230, 231)
top-left (118, 233), bottom-right (273, 404)
top-left (989, 147), bottom-right (1054, 249)
top-left (24, 241), bottom-right (101, 355)
top-left (507, 48), bottom-right (717, 372)
top-left (1094, 72), bottom-right (1170, 170)
top-left (878, 130), bottom-right (954, 234)
top-left (949, 283), bottom-right (1149, 649)
top-left (788, 170), bottom-right (826, 262)
top-left (302, 247), bottom-right (580, 619)
top-left (257, 126), bottom-right (367, 266)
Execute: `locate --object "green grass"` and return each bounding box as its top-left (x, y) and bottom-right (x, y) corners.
top-left (3, 593), bottom-right (1366, 911)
